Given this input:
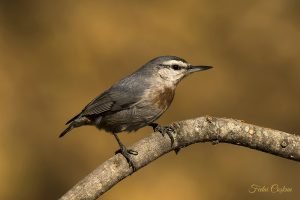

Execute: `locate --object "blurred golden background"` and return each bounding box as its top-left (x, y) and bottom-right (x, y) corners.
top-left (0, 1), bottom-right (299, 199)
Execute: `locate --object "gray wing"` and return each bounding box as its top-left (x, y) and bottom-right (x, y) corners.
top-left (80, 88), bottom-right (138, 117)
top-left (81, 71), bottom-right (150, 116)
top-left (81, 93), bottom-right (114, 116)
top-left (66, 71), bottom-right (149, 124)
top-left (65, 92), bottom-right (115, 125)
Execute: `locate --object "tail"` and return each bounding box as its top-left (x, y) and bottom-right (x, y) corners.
top-left (59, 114), bottom-right (92, 138)
top-left (59, 113), bottom-right (81, 138)
top-left (65, 113), bottom-right (80, 125)
top-left (59, 124), bottom-right (74, 138)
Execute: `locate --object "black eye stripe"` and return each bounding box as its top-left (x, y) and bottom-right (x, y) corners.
top-left (172, 64), bottom-right (182, 70)
top-left (158, 64), bottom-right (184, 70)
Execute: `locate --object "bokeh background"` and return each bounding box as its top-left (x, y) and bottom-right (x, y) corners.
top-left (0, 0), bottom-right (299, 199)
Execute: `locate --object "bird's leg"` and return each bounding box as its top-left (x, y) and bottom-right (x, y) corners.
top-left (113, 132), bottom-right (137, 171)
top-left (149, 123), bottom-right (176, 147)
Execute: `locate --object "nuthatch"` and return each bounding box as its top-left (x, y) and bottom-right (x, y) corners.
top-left (60, 56), bottom-right (212, 171)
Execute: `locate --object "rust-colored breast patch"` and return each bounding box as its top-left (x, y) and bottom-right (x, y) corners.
top-left (153, 87), bottom-right (175, 110)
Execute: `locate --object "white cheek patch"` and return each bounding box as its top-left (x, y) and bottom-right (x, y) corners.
top-left (158, 68), bottom-right (184, 85)
top-left (158, 68), bottom-right (171, 78)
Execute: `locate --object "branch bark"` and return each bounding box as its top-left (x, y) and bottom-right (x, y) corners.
top-left (59, 116), bottom-right (300, 200)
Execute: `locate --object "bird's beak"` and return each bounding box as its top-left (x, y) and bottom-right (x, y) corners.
top-left (187, 65), bottom-right (213, 73)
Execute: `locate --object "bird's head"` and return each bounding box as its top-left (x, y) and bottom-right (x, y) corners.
top-left (142, 56), bottom-right (212, 86)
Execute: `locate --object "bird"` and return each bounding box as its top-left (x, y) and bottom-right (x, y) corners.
top-left (60, 56), bottom-right (212, 171)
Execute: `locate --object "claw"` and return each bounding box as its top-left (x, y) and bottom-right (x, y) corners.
top-left (115, 148), bottom-right (138, 156)
top-left (116, 146), bottom-right (137, 171)
top-left (128, 149), bottom-right (138, 155)
top-left (174, 147), bottom-right (181, 154)
top-left (149, 123), bottom-right (175, 147)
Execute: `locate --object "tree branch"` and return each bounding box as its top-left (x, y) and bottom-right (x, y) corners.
top-left (59, 116), bottom-right (300, 200)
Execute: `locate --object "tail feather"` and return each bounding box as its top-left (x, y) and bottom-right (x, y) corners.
top-left (59, 124), bottom-right (74, 138)
top-left (60, 115), bottom-right (93, 138)
top-left (60, 113), bottom-right (80, 137)
top-left (65, 113), bottom-right (80, 125)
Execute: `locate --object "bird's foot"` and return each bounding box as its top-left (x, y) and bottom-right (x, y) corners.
top-left (115, 146), bottom-right (138, 171)
top-left (149, 123), bottom-right (175, 147)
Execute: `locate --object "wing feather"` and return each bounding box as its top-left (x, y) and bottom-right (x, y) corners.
top-left (67, 72), bottom-right (149, 123)
top-left (81, 94), bottom-right (114, 116)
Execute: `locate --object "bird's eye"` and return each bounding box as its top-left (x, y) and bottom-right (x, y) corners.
top-left (172, 65), bottom-right (181, 70)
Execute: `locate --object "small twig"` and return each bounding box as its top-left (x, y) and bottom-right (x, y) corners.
top-left (59, 116), bottom-right (300, 200)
